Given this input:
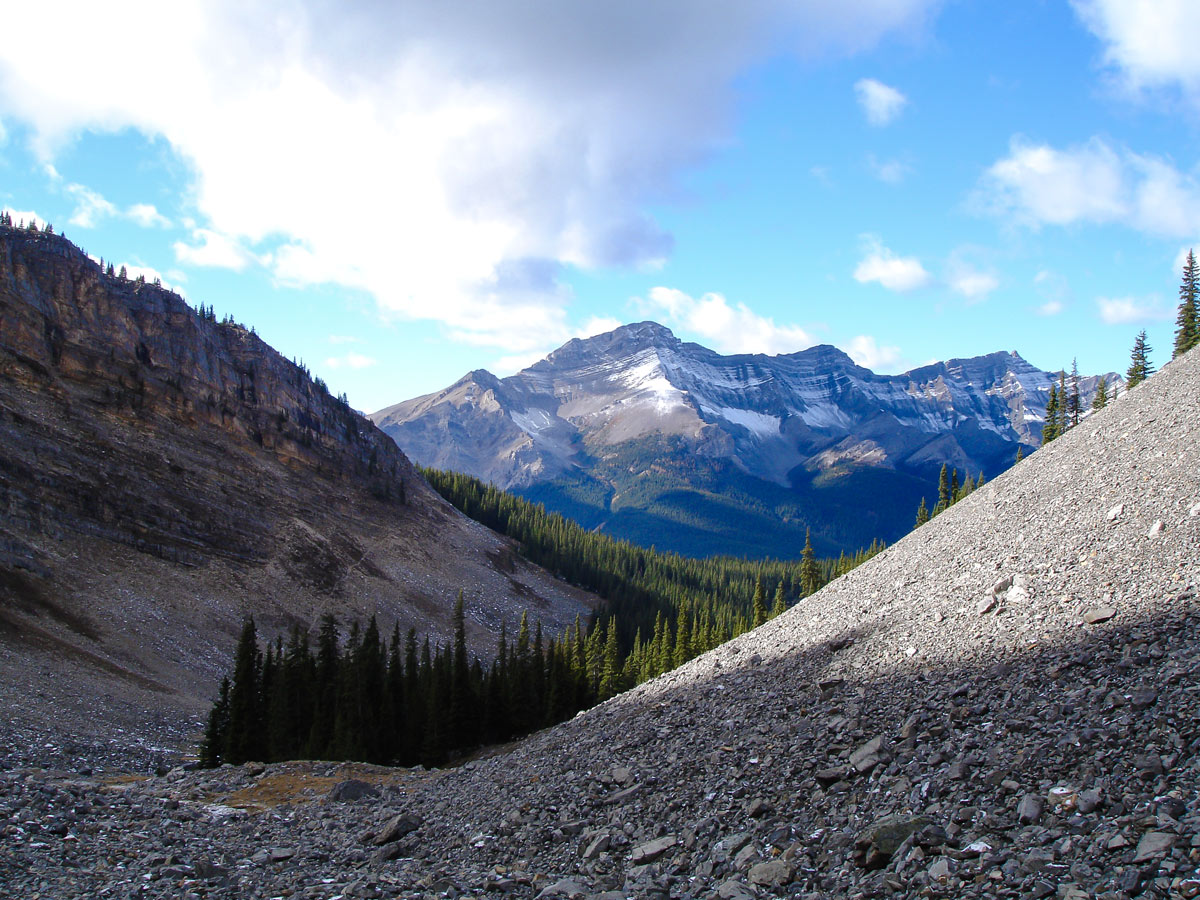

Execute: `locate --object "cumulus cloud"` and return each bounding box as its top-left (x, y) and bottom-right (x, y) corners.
top-left (324, 352), bottom-right (377, 370)
top-left (1036, 300), bottom-right (1064, 316)
top-left (1072, 0), bottom-right (1200, 101)
top-left (855, 78), bottom-right (907, 126)
top-left (845, 335), bottom-right (902, 371)
top-left (642, 286), bottom-right (814, 355)
top-left (0, 1), bottom-right (937, 351)
top-left (327, 334), bottom-right (363, 345)
top-left (173, 228), bottom-right (256, 270)
top-left (1096, 295), bottom-right (1171, 324)
top-left (66, 183), bottom-right (117, 228)
top-left (978, 136), bottom-right (1200, 237)
top-left (868, 155), bottom-right (910, 184)
top-left (945, 257), bottom-right (999, 301)
top-left (1, 207), bottom-right (42, 227)
top-left (853, 235), bottom-right (932, 291)
top-left (127, 203), bottom-right (170, 228)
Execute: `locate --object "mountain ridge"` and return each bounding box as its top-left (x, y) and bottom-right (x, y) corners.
top-left (373, 321), bottom-right (1120, 557)
top-left (0, 225), bottom-right (597, 753)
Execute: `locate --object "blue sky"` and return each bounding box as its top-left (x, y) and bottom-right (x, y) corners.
top-left (1, 1), bottom-right (1197, 412)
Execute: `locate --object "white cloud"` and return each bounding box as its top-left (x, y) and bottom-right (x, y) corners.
top-left (66, 183), bottom-right (117, 228)
top-left (1072, 0), bottom-right (1200, 100)
top-left (0, 1), bottom-right (938, 351)
top-left (868, 155), bottom-right (910, 184)
top-left (1096, 295), bottom-right (1171, 324)
top-left (324, 352), bottom-right (377, 370)
top-left (852, 235), bottom-right (932, 291)
top-left (946, 261), bottom-right (998, 301)
top-left (493, 315), bottom-right (625, 374)
top-left (328, 334), bottom-right (363, 345)
top-left (1036, 300), bottom-right (1064, 316)
top-left (2, 207), bottom-right (42, 228)
top-left (173, 228), bottom-right (255, 270)
top-left (844, 335), bottom-right (902, 371)
top-left (979, 136), bottom-right (1200, 237)
top-left (0, 116), bottom-right (6, 145)
top-left (642, 286), bottom-right (814, 355)
top-left (127, 202), bottom-right (170, 228)
top-left (854, 78), bottom-right (907, 126)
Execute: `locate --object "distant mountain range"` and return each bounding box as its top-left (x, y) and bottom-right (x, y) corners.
top-left (372, 322), bottom-right (1120, 558)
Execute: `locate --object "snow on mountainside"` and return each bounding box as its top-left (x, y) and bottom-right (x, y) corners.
top-left (372, 323), bottom-right (1121, 557)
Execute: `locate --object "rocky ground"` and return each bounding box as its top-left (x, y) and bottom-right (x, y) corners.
top-left (1, 348), bottom-right (1197, 898)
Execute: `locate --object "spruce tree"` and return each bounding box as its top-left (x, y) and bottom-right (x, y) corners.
top-left (199, 677), bottom-right (231, 767)
top-left (751, 576), bottom-right (767, 627)
top-left (914, 496), bottom-right (929, 527)
top-left (1015, 446), bottom-right (1024, 463)
top-left (226, 617), bottom-right (263, 764)
top-left (599, 619), bottom-right (622, 700)
top-left (1043, 384), bottom-right (1059, 444)
top-left (1126, 330), bottom-right (1153, 388)
top-left (934, 463), bottom-right (950, 514)
top-left (800, 529), bottom-right (820, 596)
top-left (1092, 376), bottom-right (1108, 411)
top-left (771, 582), bottom-right (787, 619)
top-left (1174, 249), bottom-right (1199, 358)
top-left (1067, 359), bottom-right (1081, 426)
top-left (1056, 370), bottom-right (1070, 435)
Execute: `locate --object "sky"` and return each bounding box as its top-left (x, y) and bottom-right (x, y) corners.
top-left (1, 0), bottom-right (1198, 412)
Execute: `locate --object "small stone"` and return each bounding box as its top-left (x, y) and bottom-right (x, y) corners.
top-left (716, 878), bottom-right (755, 900)
top-left (1017, 793), bottom-right (1043, 824)
top-left (582, 833), bottom-right (610, 860)
top-left (374, 813), bottom-right (420, 845)
top-left (1133, 832), bottom-right (1175, 863)
top-left (610, 766), bottom-right (633, 785)
top-left (1130, 688), bottom-right (1158, 710)
top-left (849, 736), bottom-right (891, 773)
top-left (268, 847), bottom-right (295, 862)
top-left (928, 857), bottom-right (953, 881)
top-left (630, 835), bottom-right (676, 865)
top-left (745, 797), bottom-right (771, 818)
top-left (1106, 503), bottom-right (1124, 521)
top-left (1082, 607), bottom-right (1116, 625)
top-left (748, 859), bottom-right (793, 887)
top-left (854, 815), bottom-right (933, 869)
top-left (1147, 519), bottom-right (1164, 537)
top-left (990, 575), bottom-right (1013, 595)
top-left (977, 596), bottom-right (997, 615)
top-left (1076, 789), bottom-right (1103, 814)
top-left (815, 765), bottom-right (851, 786)
top-left (536, 879), bottom-right (588, 899)
top-left (327, 779), bottom-right (380, 802)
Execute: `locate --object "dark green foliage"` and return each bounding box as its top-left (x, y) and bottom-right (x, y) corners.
top-left (914, 496), bottom-right (929, 527)
top-left (770, 582), bottom-right (787, 619)
top-left (1092, 376), bottom-right (1109, 411)
top-left (933, 464), bottom-right (950, 515)
top-left (751, 576), bottom-right (767, 627)
top-left (1175, 249), bottom-right (1199, 358)
top-left (800, 529), bottom-right (820, 597)
top-left (1015, 446), bottom-right (1024, 463)
top-left (1126, 331), bottom-right (1153, 389)
top-left (1067, 359), bottom-right (1081, 427)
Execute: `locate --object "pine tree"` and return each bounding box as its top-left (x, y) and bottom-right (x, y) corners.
top-left (800, 529), bottom-right (820, 597)
top-left (1126, 330), bottom-right (1153, 389)
top-left (1174, 249), bottom-right (1199, 358)
top-left (950, 469), bottom-right (960, 502)
top-left (199, 677), bottom-right (231, 767)
top-left (770, 582), bottom-right (787, 619)
top-left (934, 464), bottom-right (950, 514)
top-left (1056, 370), bottom-right (1069, 435)
top-left (1092, 376), bottom-right (1108, 411)
top-left (914, 496), bottom-right (929, 527)
top-left (599, 619), bottom-right (622, 700)
top-left (1015, 446), bottom-right (1024, 463)
top-left (1067, 359), bottom-right (1081, 427)
top-left (1043, 384), bottom-right (1059, 444)
top-left (226, 617), bottom-right (263, 764)
top-left (751, 576), bottom-right (767, 627)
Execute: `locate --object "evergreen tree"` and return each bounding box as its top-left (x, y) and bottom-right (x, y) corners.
top-left (599, 619), bottom-right (622, 700)
top-left (1174, 249), bottom-right (1199, 358)
top-left (1015, 446), bottom-right (1024, 463)
top-left (1043, 384), bottom-right (1060, 444)
top-left (199, 677), bottom-right (231, 767)
top-left (1092, 376), bottom-right (1109, 411)
top-left (800, 529), bottom-right (820, 597)
top-left (448, 591), bottom-right (473, 750)
top-left (1056, 370), bottom-right (1069, 435)
top-left (934, 463), bottom-right (950, 514)
top-left (1067, 359), bottom-right (1081, 427)
top-left (1126, 330), bottom-right (1153, 389)
top-left (225, 617), bottom-right (263, 764)
top-left (914, 496), bottom-right (929, 527)
top-left (751, 576), bottom-right (767, 627)
top-left (771, 582), bottom-right (787, 619)
top-left (950, 469), bottom-right (960, 502)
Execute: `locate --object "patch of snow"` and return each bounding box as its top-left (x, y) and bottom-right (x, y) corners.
top-left (797, 404), bottom-right (852, 430)
top-left (716, 406), bottom-right (781, 437)
top-left (510, 408), bottom-right (556, 435)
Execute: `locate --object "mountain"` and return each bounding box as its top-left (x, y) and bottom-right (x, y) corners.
top-left (0, 224), bottom-right (596, 756)
top-left (373, 322), bottom-right (1119, 558)
top-left (12, 336), bottom-right (1198, 899)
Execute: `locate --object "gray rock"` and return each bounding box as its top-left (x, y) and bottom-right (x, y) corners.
top-left (1132, 832), bottom-right (1175, 863)
top-left (374, 812), bottom-right (420, 845)
top-left (630, 835), bottom-right (676, 865)
top-left (849, 736), bottom-right (890, 773)
top-left (327, 779), bottom-right (380, 802)
top-left (1018, 793), bottom-right (1044, 824)
top-left (748, 858), bottom-right (793, 887)
top-left (582, 832), bottom-right (610, 860)
top-left (1082, 607), bottom-right (1116, 625)
top-left (855, 815), bottom-right (933, 869)
top-left (536, 878), bottom-right (589, 899)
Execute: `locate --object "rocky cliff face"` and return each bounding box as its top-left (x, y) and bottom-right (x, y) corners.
top-left (0, 225), bottom-right (595, 751)
top-left (373, 322), bottom-right (1121, 557)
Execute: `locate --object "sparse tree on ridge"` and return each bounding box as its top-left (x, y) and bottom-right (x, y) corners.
top-left (751, 576), bottom-right (767, 627)
top-left (1174, 249), bottom-right (1198, 358)
top-left (934, 463), bottom-right (950, 514)
top-left (1126, 330), bottom-right (1153, 389)
top-left (771, 582), bottom-right (787, 618)
top-left (1092, 376), bottom-right (1109, 410)
top-left (914, 496), bottom-right (929, 527)
top-left (1067, 358), bottom-right (1081, 427)
top-left (800, 529), bottom-right (820, 597)
top-left (1043, 384), bottom-right (1060, 445)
